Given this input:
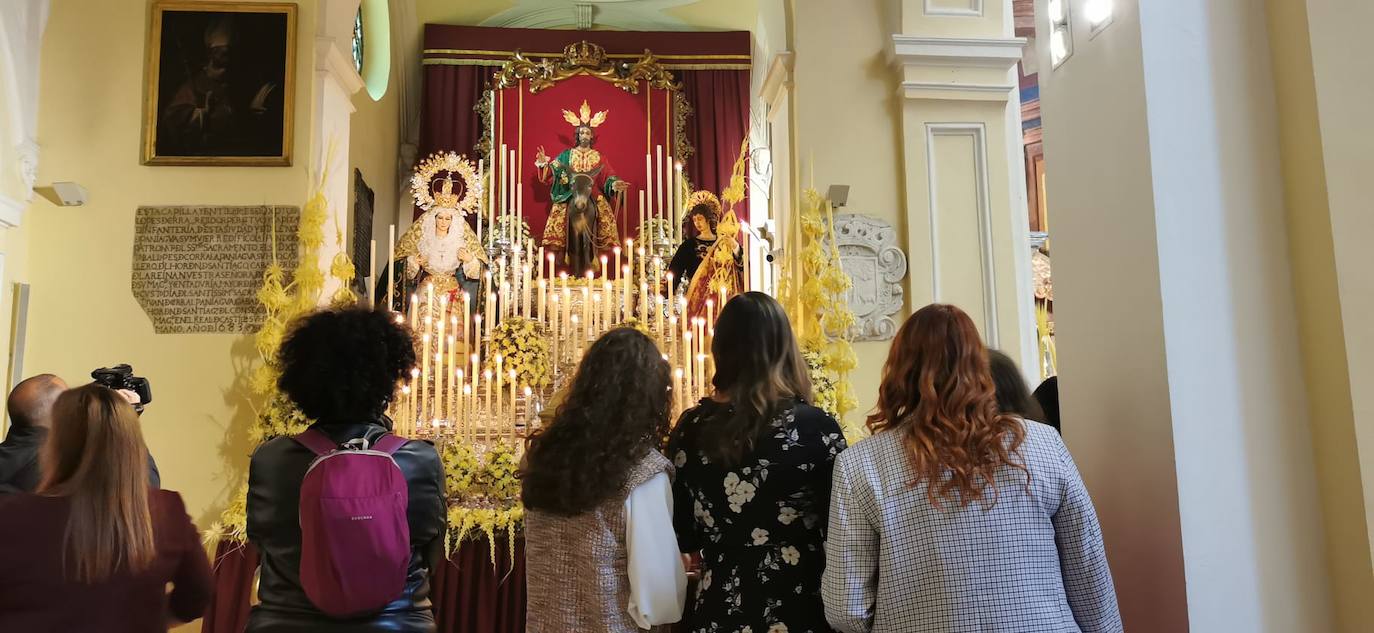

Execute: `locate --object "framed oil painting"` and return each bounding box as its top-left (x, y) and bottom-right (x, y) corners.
top-left (143, 2), bottom-right (297, 166)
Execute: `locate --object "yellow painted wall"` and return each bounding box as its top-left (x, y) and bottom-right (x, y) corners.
top-left (1266, 1), bottom-right (1374, 629)
top-left (349, 57), bottom-right (400, 272)
top-left (790, 0), bottom-right (907, 425)
top-left (17, 0), bottom-right (317, 550)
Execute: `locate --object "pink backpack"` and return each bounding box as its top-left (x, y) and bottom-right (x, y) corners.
top-left (294, 429), bottom-right (411, 618)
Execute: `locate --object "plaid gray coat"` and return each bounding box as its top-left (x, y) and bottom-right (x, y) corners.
top-left (823, 421), bottom-right (1122, 633)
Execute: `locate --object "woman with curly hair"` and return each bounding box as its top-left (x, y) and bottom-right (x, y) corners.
top-left (522, 327), bottom-right (686, 632)
top-left (246, 307), bottom-right (446, 633)
top-left (822, 304), bottom-right (1121, 633)
top-left (667, 291), bottom-right (847, 633)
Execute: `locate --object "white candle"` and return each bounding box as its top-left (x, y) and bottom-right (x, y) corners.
top-left (499, 144), bottom-right (508, 239)
top-left (509, 149), bottom-right (518, 244)
top-left (656, 144), bottom-right (664, 221)
top-left (365, 238), bottom-right (376, 303)
top-left (477, 159), bottom-right (485, 246)
top-left (523, 264), bottom-right (532, 317)
top-left (674, 162), bottom-right (683, 242)
top-left (638, 190), bottom-right (646, 242)
top-left (673, 368), bottom-right (684, 418)
top-left (387, 225), bottom-right (396, 310)
top-left (603, 281), bottom-right (613, 329)
top-left (537, 279), bottom-right (547, 324)
top-left (644, 153), bottom-right (652, 234)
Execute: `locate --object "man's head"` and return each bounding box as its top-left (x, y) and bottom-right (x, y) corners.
top-left (689, 204), bottom-right (717, 235)
top-left (575, 125), bottom-right (595, 148)
top-left (8, 374), bottom-right (68, 430)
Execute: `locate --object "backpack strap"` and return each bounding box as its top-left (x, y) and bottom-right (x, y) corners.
top-left (294, 428), bottom-right (340, 457)
top-left (371, 433), bottom-right (407, 455)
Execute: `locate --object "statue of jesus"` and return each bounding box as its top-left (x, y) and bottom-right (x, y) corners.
top-left (536, 101), bottom-right (626, 275)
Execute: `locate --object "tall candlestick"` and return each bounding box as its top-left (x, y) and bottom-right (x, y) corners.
top-left (592, 293), bottom-right (602, 336)
top-left (638, 190), bottom-right (646, 241)
top-left (368, 239), bottom-right (376, 302)
top-left (640, 282), bottom-right (649, 325)
top-left (387, 225), bottom-right (396, 310)
top-left (477, 159), bottom-right (485, 246)
top-left (509, 369), bottom-right (518, 424)
top-left (644, 154), bottom-right (652, 233)
top-left (683, 332), bottom-right (694, 399)
top-left (495, 355), bottom-right (504, 421)
top-left (603, 281), bottom-right (613, 329)
top-left (550, 292), bottom-right (561, 364)
top-left (622, 265), bottom-right (632, 321)
top-left (483, 369), bottom-right (493, 425)
top-left (537, 279), bottom-right (547, 324)
top-left (673, 368), bottom-right (684, 418)
top-left (674, 162), bottom-right (683, 242)
top-left (499, 144), bottom-right (507, 239)
top-left (656, 144), bottom-right (664, 221)
top-left (571, 314), bottom-right (582, 359)
top-left (509, 149), bottom-right (517, 244)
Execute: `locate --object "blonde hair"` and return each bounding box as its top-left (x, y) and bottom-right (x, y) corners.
top-left (40, 384), bottom-right (155, 583)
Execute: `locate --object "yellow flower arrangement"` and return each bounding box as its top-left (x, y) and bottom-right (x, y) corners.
top-left (789, 188), bottom-right (864, 443)
top-left (207, 173), bottom-right (359, 544)
top-left (442, 440), bottom-right (524, 564)
top-left (484, 317), bottom-right (552, 390)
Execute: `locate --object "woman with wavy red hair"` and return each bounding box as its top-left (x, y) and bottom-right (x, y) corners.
top-left (822, 304), bottom-right (1121, 633)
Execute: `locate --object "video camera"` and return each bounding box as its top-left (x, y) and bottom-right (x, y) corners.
top-left (91, 364), bottom-right (153, 414)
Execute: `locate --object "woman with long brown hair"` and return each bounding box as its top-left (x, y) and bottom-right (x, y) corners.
top-left (523, 327), bottom-right (686, 632)
top-left (0, 384), bottom-right (211, 631)
top-left (822, 304), bottom-right (1120, 632)
top-left (668, 291), bottom-right (847, 633)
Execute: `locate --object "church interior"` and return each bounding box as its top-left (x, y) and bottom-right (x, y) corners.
top-left (0, 0), bottom-right (1371, 631)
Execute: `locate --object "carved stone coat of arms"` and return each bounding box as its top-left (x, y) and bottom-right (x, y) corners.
top-left (835, 214), bottom-right (907, 341)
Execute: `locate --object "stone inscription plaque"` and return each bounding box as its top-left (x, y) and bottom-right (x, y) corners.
top-left (133, 206), bottom-right (299, 334)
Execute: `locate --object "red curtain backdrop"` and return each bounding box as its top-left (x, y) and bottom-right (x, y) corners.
top-left (493, 75), bottom-right (673, 248)
top-left (420, 25), bottom-right (750, 221)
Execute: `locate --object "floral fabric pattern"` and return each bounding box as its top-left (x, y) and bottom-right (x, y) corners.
top-left (667, 399), bottom-right (847, 633)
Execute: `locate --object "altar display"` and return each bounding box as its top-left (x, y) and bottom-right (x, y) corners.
top-left (204, 28), bottom-right (757, 633)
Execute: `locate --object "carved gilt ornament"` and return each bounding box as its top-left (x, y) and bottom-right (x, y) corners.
top-left (494, 41), bottom-right (678, 94)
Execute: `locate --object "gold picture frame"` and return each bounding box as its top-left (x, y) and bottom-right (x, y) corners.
top-left (143, 1), bottom-right (297, 166)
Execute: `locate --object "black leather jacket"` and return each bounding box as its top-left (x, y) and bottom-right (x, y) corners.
top-left (245, 419), bottom-right (446, 633)
top-left (0, 426), bottom-right (161, 494)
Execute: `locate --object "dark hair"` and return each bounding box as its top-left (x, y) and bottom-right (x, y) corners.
top-left (699, 292), bottom-right (811, 466)
top-left (521, 328), bottom-right (671, 515)
top-left (987, 350), bottom-right (1045, 422)
top-left (277, 308), bottom-right (416, 423)
top-left (868, 304), bottom-right (1027, 508)
top-left (688, 204), bottom-right (717, 228)
top-left (1033, 376), bottom-right (1061, 432)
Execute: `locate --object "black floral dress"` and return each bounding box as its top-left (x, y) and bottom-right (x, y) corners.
top-left (667, 398), bottom-right (847, 633)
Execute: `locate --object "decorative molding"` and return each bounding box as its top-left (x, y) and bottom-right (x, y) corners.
top-left (15, 138), bottom-right (37, 197)
top-left (925, 0), bottom-right (984, 18)
top-left (0, 193), bottom-right (25, 229)
top-left (759, 52), bottom-right (794, 116)
top-left (890, 35), bottom-right (1026, 69)
top-left (835, 214), bottom-right (907, 341)
top-left (900, 81), bottom-right (1016, 102)
top-left (494, 41), bottom-right (677, 94)
top-left (924, 123), bottom-right (999, 346)
top-left (316, 36), bottom-right (366, 96)
top-left (573, 3), bottom-right (594, 30)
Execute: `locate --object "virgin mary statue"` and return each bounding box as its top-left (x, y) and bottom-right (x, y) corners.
top-left (375, 178), bottom-right (487, 315)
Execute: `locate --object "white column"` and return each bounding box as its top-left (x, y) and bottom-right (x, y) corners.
top-left (310, 1), bottom-right (366, 304)
top-left (1038, 0), bottom-right (1332, 629)
top-left (891, 31), bottom-right (1036, 371)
